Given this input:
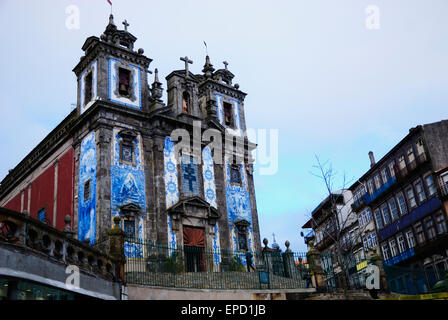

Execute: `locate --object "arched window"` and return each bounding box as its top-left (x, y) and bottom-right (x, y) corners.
top-left (182, 91), bottom-right (190, 114)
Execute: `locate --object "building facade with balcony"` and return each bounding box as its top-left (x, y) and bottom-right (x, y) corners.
top-left (349, 121), bottom-right (448, 292)
top-left (301, 190), bottom-right (356, 290)
top-left (339, 218), bottom-right (367, 289)
top-left (350, 181), bottom-right (383, 289)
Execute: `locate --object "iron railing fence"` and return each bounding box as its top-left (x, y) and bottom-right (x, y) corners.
top-left (384, 264), bottom-right (448, 295)
top-left (319, 251), bottom-right (370, 292)
top-left (123, 237), bottom-right (312, 290)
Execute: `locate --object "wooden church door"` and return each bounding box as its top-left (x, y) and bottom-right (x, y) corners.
top-left (183, 226), bottom-right (206, 272)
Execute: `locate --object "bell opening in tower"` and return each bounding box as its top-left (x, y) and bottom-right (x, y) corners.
top-left (223, 102), bottom-right (234, 127)
top-left (84, 71), bottom-right (93, 105)
top-left (182, 91), bottom-right (190, 114)
top-left (118, 67), bottom-right (131, 97)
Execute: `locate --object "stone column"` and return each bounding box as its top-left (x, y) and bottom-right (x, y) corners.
top-left (108, 216), bottom-right (126, 285)
top-left (282, 241), bottom-right (297, 279)
top-left (246, 163), bottom-right (261, 252)
top-left (96, 125), bottom-right (113, 252)
top-left (307, 246), bottom-right (325, 291)
top-left (142, 135), bottom-right (156, 242)
top-left (152, 134), bottom-right (169, 244)
top-left (370, 254), bottom-right (389, 292)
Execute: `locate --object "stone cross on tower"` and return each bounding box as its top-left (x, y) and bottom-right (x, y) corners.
top-left (180, 56), bottom-right (193, 77)
top-left (122, 20), bottom-right (130, 31)
top-left (223, 61), bottom-right (229, 70)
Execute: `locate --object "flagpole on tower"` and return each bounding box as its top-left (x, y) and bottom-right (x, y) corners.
top-left (107, 0), bottom-right (113, 15)
top-left (204, 41), bottom-right (209, 57)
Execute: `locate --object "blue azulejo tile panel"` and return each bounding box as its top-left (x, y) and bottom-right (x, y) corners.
top-left (212, 224), bottom-right (221, 265)
top-left (230, 99), bottom-right (241, 130)
top-left (108, 58), bottom-right (142, 109)
top-left (110, 128), bottom-right (147, 258)
top-left (224, 158), bottom-right (254, 261)
top-left (80, 60), bottom-right (98, 114)
top-left (164, 137), bottom-right (179, 208)
top-left (167, 214), bottom-right (177, 252)
top-left (78, 132), bottom-right (97, 245)
top-left (181, 155), bottom-right (200, 196)
top-left (215, 94), bottom-right (224, 125)
top-left (202, 146), bottom-right (217, 208)
top-left (164, 136), bottom-right (179, 250)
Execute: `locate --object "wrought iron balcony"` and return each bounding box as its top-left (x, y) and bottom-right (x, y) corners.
top-left (417, 152), bottom-right (429, 165)
top-left (351, 194), bottom-right (368, 212)
top-left (397, 166), bottom-right (409, 180)
top-left (384, 248), bottom-right (415, 266)
top-left (365, 177), bottom-right (397, 205)
top-left (397, 153), bottom-right (429, 181)
top-left (378, 196), bottom-right (443, 242)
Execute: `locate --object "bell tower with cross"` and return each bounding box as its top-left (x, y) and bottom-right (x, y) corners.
top-left (165, 55), bottom-right (201, 118)
top-left (71, 15), bottom-right (154, 247)
top-left (73, 15), bottom-right (153, 115)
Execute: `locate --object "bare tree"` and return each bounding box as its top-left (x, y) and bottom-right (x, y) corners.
top-left (306, 155), bottom-right (373, 297)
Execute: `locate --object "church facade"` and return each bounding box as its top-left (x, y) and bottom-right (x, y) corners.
top-left (0, 16), bottom-right (262, 262)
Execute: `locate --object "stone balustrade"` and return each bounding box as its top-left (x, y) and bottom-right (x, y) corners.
top-left (0, 207), bottom-right (121, 283)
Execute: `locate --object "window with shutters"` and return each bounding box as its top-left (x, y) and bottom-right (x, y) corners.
top-left (389, 239), bottom-right (398, 257)
top-left (381, 204), bottom-right (391, 226)
top-left (406, 187), bottom-right (417, 208)
top-left (425, 217), bottom-right (436, 240)
top-left (435, 212), bottom-right (447, 234)
top-left (382, 244), bottom-right (390, 260)
top-left (424, 175), bottom-right (436, 197)
top-left (396, 192), bottom-right (408, 215)
top-left (397, 234), bottom-right (406, 253)
top-left (414, 180), bottom-right (426, 203)
top-left (406, 230), bottom-right (416, 248)
top-left (415, 222), bottom-right (425, 244)
top-left (374, 209), bottom-right (384, 229)
top-left (388, 198), bottom-right (399, 221)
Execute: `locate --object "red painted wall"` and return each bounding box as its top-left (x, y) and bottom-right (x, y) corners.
top-left (3, 147), bottom-right (74, 231)
top-left (56, 148), bottom-right (74, 230)
top-left (23, 186), bottom-right (28, 212)
top-left (29, 165), bottom-right (55, 222)
top-left (4, 192), bottom-right (21, 212)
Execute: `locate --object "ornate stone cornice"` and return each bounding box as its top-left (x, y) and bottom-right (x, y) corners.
top-left (73, 40), bottom-right (152, 76)
top-left (198, 79), bottom-right (247, 101)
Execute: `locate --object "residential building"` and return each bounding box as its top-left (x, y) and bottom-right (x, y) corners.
top-left (350, 180), bottom-right (381, 288)
top-left (302, 190), bottom-right (355, 290)
top-left (350, 122), bottom-right (448, 292)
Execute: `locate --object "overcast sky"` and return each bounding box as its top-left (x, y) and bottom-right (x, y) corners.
top-left (1, 0), bottom-right (448, 252)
